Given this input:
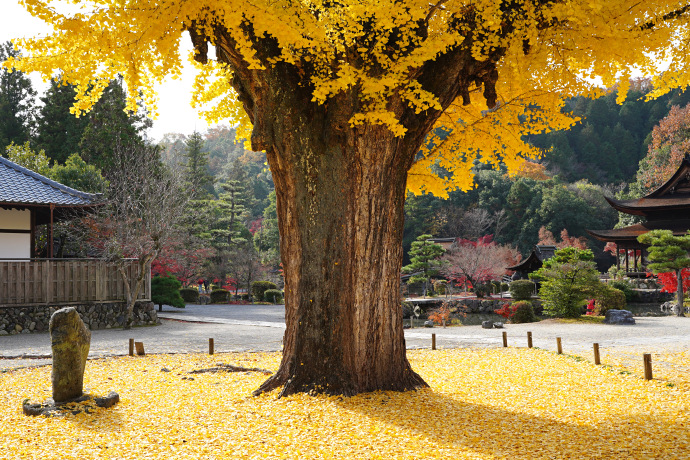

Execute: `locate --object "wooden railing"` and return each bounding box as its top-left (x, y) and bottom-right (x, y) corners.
top-left (0, 259), bottom-right (150, 306)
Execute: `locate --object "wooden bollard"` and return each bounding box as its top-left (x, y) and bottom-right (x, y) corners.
top-left (431, 333), bottom-right (436, 350)
top-left (643, 353), bottom-right (653, 380)
top-left (129, 338), bottom-right (134, 356)
top-left (593, 343), bottom-right (601, 365)
top-left (502, 331), bottom-right (508, 348)
top-left (556, 337), bottom-right (563, 355)
top-left (135, 341), bottom-right (145, 356)
top-left (209, 338), bottom-right (214, 355)
top-left (527, 331), bottom-right (533, 348)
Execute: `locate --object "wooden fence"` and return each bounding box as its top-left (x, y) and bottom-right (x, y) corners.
top-left (0, 259), bottom-right (150, 306)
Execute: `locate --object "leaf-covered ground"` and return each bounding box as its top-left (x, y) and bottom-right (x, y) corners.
top-left (1, 348), bottom-right (688, 459)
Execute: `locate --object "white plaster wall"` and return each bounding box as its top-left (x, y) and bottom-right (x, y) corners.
top-left (0, 233), bottom-right (31, 259)
top-left (0, 209), bottom-right (31, 258)
top-left (0, 209), bottom-right (30, 230)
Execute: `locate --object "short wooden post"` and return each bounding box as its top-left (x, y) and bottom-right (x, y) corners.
top-left (129, 338), bottom-right (134, 356)
top-left (502, 331), bottom-right (508, 348)
top-left (209, 338), bottom-right (214, 355)
top-left (593, 343), bottom-right (601, 365)
top-left (527, 331), bottom-right (533, 348)
top-left (643, 353), bottom-right (653, 380)
top-left (431, 334), bottom-right (436, 350)
top-left (135, 341), bottom-right (145, 356)
top-left (556, 337), bottom-right (563, 355)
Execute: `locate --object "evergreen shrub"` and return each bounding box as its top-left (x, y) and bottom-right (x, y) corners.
top-left (610, 280), bottom-right (637, 303)
top-left (511, 301), bottom-right (537, 323)
top-left (594, 286), bottom-right (626, 316)
top-left (179, 288), bottom-right (199, 303)
top-left (264, 289), bottom-right (283, 304)
top-left (210, 289), bottom-right (230, 304)
top-left (151, 275), bottom-right (185, 310)
top-left (251, 281), bottom-right (278, 301)
top-left (510, 280), bottom-right (535, 301)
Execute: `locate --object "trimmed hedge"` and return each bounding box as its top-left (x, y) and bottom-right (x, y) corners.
top-left (263, 289), bottom-right (283, 304)
top-left (210, 289), bottom-right (230, 304)
top-left (610, 280), bottom-right (637, 303)
top-left (251, 281), bottom-right (277, 301)
top-left (511, 300), bottom-right (537, 323)
top-left (510, 280), bottom-right (535, 301)
top-left (179, 288), bottom-right (199, 303)
top-left (594, 286), bottom-right (626, 316)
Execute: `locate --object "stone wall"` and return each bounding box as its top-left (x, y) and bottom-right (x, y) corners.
top-left (0, 301), bottom-right (159, 335)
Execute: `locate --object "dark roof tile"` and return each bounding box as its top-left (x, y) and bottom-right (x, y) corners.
top-left (0, 156), bottom-right (99, 206)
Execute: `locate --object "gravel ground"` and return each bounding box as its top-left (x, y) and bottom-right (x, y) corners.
top-left (2, 303), bottom-right (689, 371)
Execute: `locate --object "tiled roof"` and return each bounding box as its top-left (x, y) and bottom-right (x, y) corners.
top-left (0, 156), bottom-right (100, 206)
top-left (587, 219), bottom-right (690, 242)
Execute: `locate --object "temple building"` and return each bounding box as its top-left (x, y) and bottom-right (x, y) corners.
top-left (0, 156), bottom-right (100, 259)
top-left (587, 157), bottom-right (690, 276)
top-left (506, 244), bottom-right (556, 280)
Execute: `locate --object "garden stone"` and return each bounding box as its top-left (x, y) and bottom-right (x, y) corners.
top-left (604, 309), bottom-right (635, 325)
top-left (482, 320), bottom-right (494, 329)
top-left (424, 320), bottom-right (434, 328)
top-left (50, 307), bottom-right (91, 403)
top-left (493, 322), bottom-right (504, 328)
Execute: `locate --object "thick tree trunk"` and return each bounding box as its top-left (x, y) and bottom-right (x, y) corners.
top-left (253, 105), bottom-right (427, 397)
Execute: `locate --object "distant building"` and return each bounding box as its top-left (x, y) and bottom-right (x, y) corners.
top-left (587, 156), bottom-right (690, 276)
top-left (0, 156), bottom-right (100, 259)
top-left (506, 245), bottom-right (556, 280)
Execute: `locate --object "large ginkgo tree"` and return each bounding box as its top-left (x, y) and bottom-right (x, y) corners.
top-left (8, 0), bottom-right (690, 396)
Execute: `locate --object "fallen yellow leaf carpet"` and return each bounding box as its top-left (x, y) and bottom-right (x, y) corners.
top-left (1, 348), bottom-right (688, 459)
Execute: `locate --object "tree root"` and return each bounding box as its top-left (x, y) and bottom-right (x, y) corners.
top-left (189, 363), bottom-right (272, 375)
top-left (252, 367), bottom-right (429, 398)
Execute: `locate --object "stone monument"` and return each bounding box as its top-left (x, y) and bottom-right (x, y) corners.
top-left (50, 307), bottom-right (91, 402)
top-left (23, 307), bottom-right (119, 416)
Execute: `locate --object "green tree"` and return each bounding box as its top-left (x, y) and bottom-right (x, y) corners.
top-left (34, 78), bottom-right (89, 164)
top-left (151, 275), bottom-right (185, 312)
top-left (183, 131), bottom-right (215, 199)
top-left (79, 78), bottom-right (151, 173)
top-left (51, 153), bottom-right (107, 193)
top-left (0, 42), bottom-right (35, 150)
top-left (402, 234), bottom-right (445, 297)
top-left (638, 230), bottom-right (690, 317)
top-left (531, 247), bottom-right (601, 318)
top-left (3, 141), bottom-right (51, 176)
top-left (254, 191), bottom-right (281, 267)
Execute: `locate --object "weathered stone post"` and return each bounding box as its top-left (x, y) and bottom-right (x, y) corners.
top-left (49, 307), bottom-right (91, 403)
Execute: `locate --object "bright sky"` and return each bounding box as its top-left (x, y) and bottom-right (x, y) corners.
top-left (1, 2), bottom-right (215, 142)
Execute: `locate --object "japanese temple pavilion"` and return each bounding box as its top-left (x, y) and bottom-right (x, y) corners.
top-left (0, 156), bottom-right (101, 259)
top-left (506, 245), bottom-right (556, 280)
top-left (587, 156), bottom-right (690, 275)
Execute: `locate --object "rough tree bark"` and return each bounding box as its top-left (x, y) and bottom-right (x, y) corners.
top-left (190, 21), bottom-right (500, 396)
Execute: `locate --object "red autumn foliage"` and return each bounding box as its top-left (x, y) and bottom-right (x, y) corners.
top-left (636, 103), bottom-right (690, 194)
top-left (652, 269), bottom-right (690, 294)
top-left (441, 235), bottom-right (520, 291)
top-left (537, 227), bottom-right (588, 250)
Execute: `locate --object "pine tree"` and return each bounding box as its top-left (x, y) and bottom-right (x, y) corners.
top-left (0, 42), bottom-right (35, 150)
top-left (35, 78), bottom-right (89, 165)
top-left (402, 234), bottom-right (445, 297)
top-left (79, 78), bottom-right (151, 173)
top-left (638, 230), bottom-right (690, 317)
top-left (183, 131), bottom-right (214, 199)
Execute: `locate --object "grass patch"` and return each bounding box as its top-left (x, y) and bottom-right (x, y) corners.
top-left (554, 315), bottom-right (605, 324)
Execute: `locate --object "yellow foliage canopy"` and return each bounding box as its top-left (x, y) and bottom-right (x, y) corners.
top-left (7, 0), bottom-right (690, 196)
